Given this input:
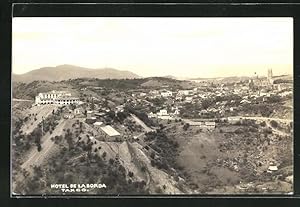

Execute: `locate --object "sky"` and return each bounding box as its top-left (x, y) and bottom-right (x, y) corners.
top-left (12, 17), bottom-right (293, 78)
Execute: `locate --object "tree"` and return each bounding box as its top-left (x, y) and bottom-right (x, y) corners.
top-left (141, 166), bottom-right (146, 172)
top-left (183, 123), bottom-right (190, 131)
top-left (109, 158), bottom-right (114, 165)
top-left (102, 151), bottom-right (107, 159)
top-left (260, 106), bottom-right (273, 117)
top-left (270, 120), bottom-right (278, 128)
top-left (37, 143), bottom-right (42, 152)
top-left (128, 171), bottom-right (134, 177)
top-left (201, 98), bottom-right (214, 109)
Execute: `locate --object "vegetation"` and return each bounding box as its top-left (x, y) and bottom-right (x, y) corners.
top-left (16, 141), bottom-right (149, 195)
top-left (145, 130), bottom-right (179, 172)
top-left (125, 106), bottom-right (157, 127)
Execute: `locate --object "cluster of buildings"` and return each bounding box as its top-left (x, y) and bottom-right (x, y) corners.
top-left (126, 69), bottom-right (292, 122)
top-left (33, 68), bottom-right (292, 138)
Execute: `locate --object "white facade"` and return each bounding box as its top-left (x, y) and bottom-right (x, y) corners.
top-left (178, 90), bottom-right (191, 96)
top-left (157, 109), bottom-right (168, 116)
top-left (161, 91), bottom-right (173, 97)
top-left (35, 90), bottom-right (79, 105)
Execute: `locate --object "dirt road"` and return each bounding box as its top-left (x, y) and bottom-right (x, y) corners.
top-left (228, 116), bottom-right (292, 124)
top-left (266, 121), bottom-right (290, 137)
top-left (12, 98), bottom-right (33, 102)
top-left (130, 114), bottom-right (154, 133)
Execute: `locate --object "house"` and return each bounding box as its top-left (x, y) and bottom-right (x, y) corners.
top-left (184, 120), bottom-right (202, 126)
top-left (148, 112), bottom-right (157, 118)
top-left (178, 90), bottom-right (191, 96)
top-left (115, 105), bottom-right (124, 112)
top-left (93, 121), bottom-right (103, 127)
top-left (204, 121), bottom-right (216, 128)
top-left (86, 110), bottom-right (94, 119)
top-left (185, 97), bottom-right (193, 103)
top-left (173, 109), bottom-right (180, 115)
top-left (63, 114), bottom-right (75, 119)
top-left (157, 109), bottom-right (168, 116)
top-left (184, 120), bottom-right (216, 129)
top-left (175, 95), bottom-right (183, 101)
top-left (161, 91), bottom-right (173, 97)
top-left (74, 108), bottom-right (85, 117)
top-left (74, 108), bottom-right (81, 115)
top-left (267, 165), bottom-right (278, 173)
top-left (199, 109), bottom-right (208, 116)
top-left (94, 112), bottom-right (106, 118)
top-left (227, 117), bottom-right (242, 124)
top-left (150, 90), bottom-right (159, 95)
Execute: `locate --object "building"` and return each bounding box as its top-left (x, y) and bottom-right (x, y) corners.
top-left (185, 97), bottom-right (193, 103)
top-left (204, 121), bottom-right (216, 128)
top-left (35, 90), bottom-right (79, 105)
top-left (185, 120), bottom-right (216, 129)
top-left (173, 109), bottom-right (180, 115)
top-left (97, 125), bottom-right (121, 141)
top-left (161, 90), bottom-right (173, 97)
top-left (86, 110), bottom-right (94, 119)
top-left (227, 117), bottom-right (242, 124)
top-left (148, 112), bottom-right (157, 118)
top-left (74, 108), bottom-right (85, 117)
top-left (178, 90), bottom-right (191, 96)
top-left (157, 109), bottom-right (168, 116)
top-left (93, 121), bottom-right (103, 127)
top-left (267, 68), bottom-right (274, 84)
top-left (267, 165), bottom-right (278, 173)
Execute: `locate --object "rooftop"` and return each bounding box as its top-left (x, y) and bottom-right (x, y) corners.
top-left (93, 121), bottom-right (103, 126)
top-left (100, 125), bottom-right (121, 137)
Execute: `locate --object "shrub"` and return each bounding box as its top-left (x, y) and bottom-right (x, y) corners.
top-left (141, 166), bottom-right (147, 172)
top-left (270, 120), bottom-right (278, 128)
top-left (128, 171), bottom-right (134, 177)
top-left (183, 123), bottom-right (190, 131)
top-left (102, 151), bottom-right (107, 159)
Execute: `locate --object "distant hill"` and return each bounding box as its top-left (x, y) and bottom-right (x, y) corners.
top-left (189, 76), bottom-right (253, 82)
top-left (12, 64), bottom-right (140, 83)
top-left (162, 75), bottom-right (178, 79)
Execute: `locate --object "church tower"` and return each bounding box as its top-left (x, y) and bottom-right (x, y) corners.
top-left (267, 68), bottom-right (273, 84)
top-left (268, 68), bottom-right (273, 79)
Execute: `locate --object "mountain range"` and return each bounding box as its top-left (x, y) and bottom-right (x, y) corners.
top-left (12, 64), bottom-right (292, 83)
top-left (12, 65), bottom-right (140, 83)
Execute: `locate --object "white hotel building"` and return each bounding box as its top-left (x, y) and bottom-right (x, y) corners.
top-left (35, 90), bottom-right (79, 105)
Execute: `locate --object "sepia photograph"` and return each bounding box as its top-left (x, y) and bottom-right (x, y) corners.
top-left (11, 17), bottom-right (293, 196)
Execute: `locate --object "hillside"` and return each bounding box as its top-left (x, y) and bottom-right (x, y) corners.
top-left (12, 65), bottom-right (140, 83)
top-left (190, 76), bottom-right (252, 82)
top-left (12, 77), bottom-right (196, 99)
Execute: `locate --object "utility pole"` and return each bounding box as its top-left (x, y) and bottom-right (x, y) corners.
top-left (41, 116), bottom-right (44, 136)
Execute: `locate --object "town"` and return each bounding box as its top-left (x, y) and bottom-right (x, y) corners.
top-left (11, 69), bottom-right (293, 195)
